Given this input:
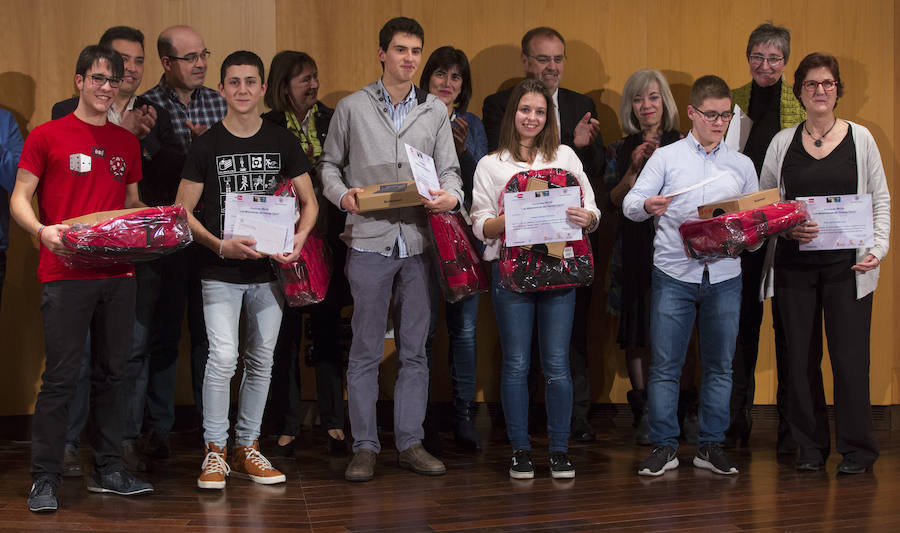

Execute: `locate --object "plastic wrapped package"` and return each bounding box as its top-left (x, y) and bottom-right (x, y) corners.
top-left (429, 211), bottom-right (488, 303)
top-left (679, 200), bottom-right (810, 260)
top-left (60, 205), bottom-right (192, 268)
top-left (271, 179), bottom-right (332, 307)
top-left (498, 168), bottom-right (594, 292)
top-left (275, 230), bottom-right (331, 307)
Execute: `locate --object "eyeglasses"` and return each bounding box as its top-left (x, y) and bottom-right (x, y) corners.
top-left (801, 79), bottom-right (840, 92)
top-left (748, 54), bottom-right (785, 67)
top-left (86, 73), bottom-right (122, 89)
top-left (692, 107), bottom-right (733, 123)
top-left (168, 49), bottom-right (211, 64)
top-left (528, 54), bottom-right (566, 65)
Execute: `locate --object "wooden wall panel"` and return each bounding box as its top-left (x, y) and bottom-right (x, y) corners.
top-left (0, 0), bottom-right (895, 414)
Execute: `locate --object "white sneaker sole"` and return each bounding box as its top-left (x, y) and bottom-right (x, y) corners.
top-left (87, 485), bottom-right (154, 495)
top-left (197, 479), bottom-right (226, 489)
top-left (231, 471), bottom-right (286, 484)
top-left (509, 469), bottom-right (535, 480)
top-left (551, 470), bottom-right (575, 479)
top-left (638, 456), bottom-right (679, 477)
top-left (693, 456), bottom-right (738, 475)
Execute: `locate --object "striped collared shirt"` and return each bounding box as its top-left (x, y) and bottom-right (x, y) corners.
top-left (141, 76), bottom-right (227, 154)
top-left (377, 78), bottom-right (417, 131)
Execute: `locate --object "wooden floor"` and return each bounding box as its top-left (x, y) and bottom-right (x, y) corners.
top-left (1, 411), bottom-right (899, 532)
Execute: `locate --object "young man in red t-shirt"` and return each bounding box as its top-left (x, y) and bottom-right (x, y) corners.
top-left (11, 45), bottom-right (154, 513)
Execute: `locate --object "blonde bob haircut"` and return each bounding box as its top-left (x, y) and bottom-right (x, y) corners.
top-left (619, 69), bottom-right (679, 135)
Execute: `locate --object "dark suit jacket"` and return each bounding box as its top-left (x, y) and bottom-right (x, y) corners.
top-left (482, 86), bottom-right (605, 183)
top-left (51, 96), bottom-right (184, 206)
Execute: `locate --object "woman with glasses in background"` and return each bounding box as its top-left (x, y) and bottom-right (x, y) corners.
top-left (759, 53), bottom-right (890, 474)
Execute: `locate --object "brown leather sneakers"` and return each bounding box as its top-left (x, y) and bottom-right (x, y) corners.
top-left (344, 449), bottom-right (377, 482)
top-left (398, 444), bottom-right (446, 476)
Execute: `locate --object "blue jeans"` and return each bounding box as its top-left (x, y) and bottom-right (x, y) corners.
top-left (647, 267), bottom-right (741, 449)
top-left (201, 279), bottom-right (283, 448)
top-left (491, 262), bottom-right (574, 452)
top-left (426, 280), bottom-right (480, 406)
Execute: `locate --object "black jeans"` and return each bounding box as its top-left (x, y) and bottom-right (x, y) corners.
top-left (32, 277), bottom-right (136, 481)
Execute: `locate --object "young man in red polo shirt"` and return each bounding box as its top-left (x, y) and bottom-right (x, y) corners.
top-left (11, 45), bottom-right (154, 513)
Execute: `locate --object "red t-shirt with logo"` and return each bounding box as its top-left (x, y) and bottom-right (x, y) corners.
top-left (18, 113), bottom-right (143, 283)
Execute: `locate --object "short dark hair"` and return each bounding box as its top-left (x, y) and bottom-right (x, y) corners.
top-left (746, 22), bottom-right (791, 61)
top-left (265, 50), bottom-right (318, 112)
top-left (220, 50), bottom-right (265, 85)
top-left (419, 46), bottom-right (473, 113)
top-left (99, 26), bottom-right (144, 49)
top-left (521, 27), bottom-right (566, 56)
top-left (379, 17), bottom-right (424, 51)
top-left (690, 75), bottom-right (731, 107)
top-left (793, 52), bottom-right (844, 108)
top-left (497, 78), bottom-right (559, 163)
top-left (76, 45), bottom-right (124, 78)
top-left (157, 33), bottom-right (175, 59)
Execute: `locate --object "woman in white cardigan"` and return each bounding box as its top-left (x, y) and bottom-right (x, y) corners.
top-left (759, 53), bottom-right (890, 474)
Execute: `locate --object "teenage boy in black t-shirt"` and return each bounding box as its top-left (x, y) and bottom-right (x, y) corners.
top-left (175, 50), bottom-right (317, 490)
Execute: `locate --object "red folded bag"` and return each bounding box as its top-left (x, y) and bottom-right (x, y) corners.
top-left (60, 205), bottom-right (192, 268)
top-left (271, 181), bottom-right (332, 307)
top-left (429, 211), bottom-right (488, 303)
top-left (498, 168), bottom-right (594, 292)
top-left (679, 200), bottom-right (810, 259)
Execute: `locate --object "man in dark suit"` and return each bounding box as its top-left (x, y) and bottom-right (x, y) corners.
top-left (51, 26), bottom-right (183, 474)
top-left (483, 27), bottom-right (604, 442)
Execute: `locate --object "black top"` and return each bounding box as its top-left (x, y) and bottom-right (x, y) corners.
top-left (182, 120), bottom-right (311, 283)
top-left (743, 80), bottom-right (782, 177)
top-left (777, 122), bottom-right (857, 264)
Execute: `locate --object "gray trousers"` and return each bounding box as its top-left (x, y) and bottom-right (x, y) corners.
top-left (346, 249), bottom-right (431, 453)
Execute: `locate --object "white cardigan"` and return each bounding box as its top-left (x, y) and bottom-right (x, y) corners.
top-left (759, 121), bottom-right (891, 300)
top-left (470, 145), bottom-right (601, 261)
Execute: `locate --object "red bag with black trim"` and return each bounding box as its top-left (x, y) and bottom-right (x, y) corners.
top-left (428, 211), bottom-right (488, 303)
top-left (679, 200), bottom-right (809, 259)
top-left (498, 168), bottom-right (594, 292)
top-left (60, 205), bottom-right (192, 268)
top-left (271, 181), bottom-right (332, 307)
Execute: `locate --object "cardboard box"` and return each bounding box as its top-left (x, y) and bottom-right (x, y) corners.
top-left (697, 188), bottom-right (781, 219)
top-left (356, 181), bottom-right (423, 212)
top-left (63, 207), bottom-right (146, 225)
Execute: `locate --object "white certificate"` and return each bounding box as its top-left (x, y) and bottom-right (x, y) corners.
top-left (405, 143), bottom-right (440, 199)
top-left (797, 194), bottom-right (874, 251)
top-left (503, 186), bottom-right (581, 247)
top-left (724, 103), bottom-right (752, 152)
top-left (224, 193), bottom-right (295, 255)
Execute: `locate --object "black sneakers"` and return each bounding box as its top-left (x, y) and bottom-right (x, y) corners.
top-left (549, 451), bottom-right (575, 479)
top-left (86, 469), bottom-right (154, 495)
top-left (27, 477), bottom-right (58, 513)
top-left (693, 443), bottom-right (739, 475)
top-left (509, 449), bottom-right (534, 479)
top-left (638, 446), bottom-right (679, 476)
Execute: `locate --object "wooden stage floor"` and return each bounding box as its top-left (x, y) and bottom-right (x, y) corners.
top-left (1, 413), bottom-right (898, 532)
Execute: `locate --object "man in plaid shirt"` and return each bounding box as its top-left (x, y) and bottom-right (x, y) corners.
top-left (140, 25), bottom-right (225, 459)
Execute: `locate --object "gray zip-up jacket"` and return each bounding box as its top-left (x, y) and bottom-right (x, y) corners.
top-left (320, 81), bottom-right (462, 256)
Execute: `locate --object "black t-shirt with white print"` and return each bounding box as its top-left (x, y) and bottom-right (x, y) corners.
top-left (182, 120), bottom-right (311, 283)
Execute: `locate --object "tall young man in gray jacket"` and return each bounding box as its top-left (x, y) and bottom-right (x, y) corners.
top-left (320, 17), bottom-right (463, 482)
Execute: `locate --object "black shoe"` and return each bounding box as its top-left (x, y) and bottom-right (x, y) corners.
top-left (453, 401), bottom-right (482, 451)
top-left (549, 451), bottom-right (575, 479)
top-left (27, 477), bottom-right (58, 513)
top-left (142, 430), bottom-right (171, 460)
top-left (63, 448), bottom-right (83, 478)
top-left (795, 460), bottom-right (824, 472)
top-left (327, 434), bottom-right (348, 456)
top-left (638, 446), bottom-right (679, 476)
top-left (272, 437), bottom-right (296, 458)
top-left (724, 408), bottom-right (753, 448)
top-left (122, 442), bottom-right (151, 472)
top-left (86, 469), bottom-right (154, 496)
top-left (693, 443), bottom-right (739, 475)
top-left (509, 449), bottom-right (534, 480)
top-left (571, 418), bottom-right (595, 442)
top-left (837, 458), bottom-right (868, 474)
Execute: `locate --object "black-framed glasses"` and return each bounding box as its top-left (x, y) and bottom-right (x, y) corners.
top-left (86, 73), bottom-right (122, 89)
top-left (748, 54), bottom-right (784, 67)
top-left (168, 49), bottom-right (211, 64)
top-left (528, 54), bottom-right (566, 65)
top-left (692, 106), bottom-right (733, 122)
top-left (801, 79), bottom-right (839, 92)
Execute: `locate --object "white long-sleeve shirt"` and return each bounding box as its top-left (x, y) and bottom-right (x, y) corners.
top-left (470, 145), bottom-right (601, 261)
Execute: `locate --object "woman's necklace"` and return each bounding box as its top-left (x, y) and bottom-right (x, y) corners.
top-left (804, 118), bottom-right (837, 147)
